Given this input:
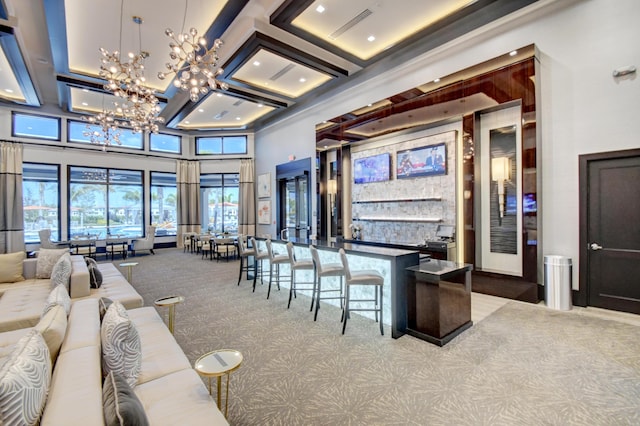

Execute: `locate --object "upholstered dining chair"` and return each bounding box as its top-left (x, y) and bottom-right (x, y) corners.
top-left (213, 237), bottom-right (237, 262)
top-left (131, 225), bottom-right (156, 256)
top-left (237, 234), bottom-right (256, 286)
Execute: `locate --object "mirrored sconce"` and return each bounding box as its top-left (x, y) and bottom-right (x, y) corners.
top-left (328, 179), bottom-right (337, 216)
top-left (491, 157), bottom-right (510, 219)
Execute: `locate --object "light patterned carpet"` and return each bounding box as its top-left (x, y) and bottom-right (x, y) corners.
top-left (108, 248), bottom-right (640, 425)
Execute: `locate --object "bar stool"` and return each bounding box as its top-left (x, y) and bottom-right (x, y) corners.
top-left (309, 246), bottom-right (345, 321)
top-left (285, 242), bottom-right (316, 309)
top-left (250, 237), bottom-right (269, 293)
top-left (265, 239), bottom-right (291, 299)
top-left (237, 234), bottom-right (256, 286)
top-left (338, 248), bottom-right (384, 335)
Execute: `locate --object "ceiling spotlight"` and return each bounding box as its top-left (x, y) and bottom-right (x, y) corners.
top-left (299, 77), bottom-right (306, 83)
top-left (367, 35), bottom-right (375, 42)
top-left (216, 93), bottom-right (223, 97)
top-left (253, 61), bottom-right (260, 66)
top-left (82, 102), bottom-right (88, 106)
top-left (509, 50), bottom-right (517, 56)
top-left (236, 116), bottom-right (241, 120)
top-left (5, 88), bottom-right (13, 93)
top-left (434, 78), bottom-right (440, 83)
top-left (198, 108), bottom-right (204, 113)
top-left (316, 5), bottom-right (325, 13)
top-left (257, 103), bottom-right (263, 108)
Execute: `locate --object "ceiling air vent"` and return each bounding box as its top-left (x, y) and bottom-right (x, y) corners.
top-left (269, 63), bottom-right (296, 81)
top-left (329, 9), bottom-right (373, 40)
top-left (214, 110), bottom-right (228, 120)
top-left (233, 99), bottom-right (244, 107)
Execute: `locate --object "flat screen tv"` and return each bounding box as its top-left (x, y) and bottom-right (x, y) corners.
top-left (396, 142), bottom-right (447, 178)
top-left (353, 153), bottom-right (391, 184)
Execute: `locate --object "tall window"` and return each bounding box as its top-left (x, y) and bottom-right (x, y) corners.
top-left (23, 163), bottom-right (60, 243)
top-left (200, 173), bottom-right (239, 234)
top-left (69, 167), bottom-right (143, 239)
top-left (196, 136), bottom-right (247, 155)
top-left (68, 120), bottom-right (144, 150)
top-left (150, 172), bottom-right (177, 236)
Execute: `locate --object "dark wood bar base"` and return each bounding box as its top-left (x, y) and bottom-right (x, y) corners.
top-left (405, 260), bottom-right (473, 346)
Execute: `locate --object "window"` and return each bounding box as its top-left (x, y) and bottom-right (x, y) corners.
top-left (200, 173), bottom-right (239, 234)
top-left (23, 163), bottom-right (60, 243)
top-left (12, 113), bottom-right (60, 140)
top-left (150, 133), bottom-right (181, 154)
top-left (196, 136), bottom-right (247, 155)
top-left (150, 172), bottom-right (177, 236)
top-left (68, 120), bottom-right (144, 149)
top-left (69, 166), bottom-right (144, 239)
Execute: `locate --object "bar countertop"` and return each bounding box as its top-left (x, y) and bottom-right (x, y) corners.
top-left (260, 237), bottom-right (419, 259)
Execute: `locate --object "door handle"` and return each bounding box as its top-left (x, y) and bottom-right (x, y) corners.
top-left (589, 243), bottom-right (603, 251)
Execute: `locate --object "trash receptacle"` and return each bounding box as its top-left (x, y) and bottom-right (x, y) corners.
top-left (544, 255), bottom-right (572, 310)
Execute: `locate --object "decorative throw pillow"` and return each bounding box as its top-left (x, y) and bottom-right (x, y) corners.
top-left (101, 301), bottom-right (141, 388)
top-left (34, 304), bottom-right (67, 363)
top-left (50, 252), bottom-right (72, 291)
top-left (102, 370), bottom-right (149, 426)
top-left (36, 248), bottom-right (69, 279)
top-left (98, 297), bottom-right (114, 321)
top-left (0, 329), bottom-right (51, 426)
top-left (85, 257), bottom-right (104, 289)
top-left (0, 251), bottom-right (25, 283)
top-left (42, 284), bottom-right (72, 317)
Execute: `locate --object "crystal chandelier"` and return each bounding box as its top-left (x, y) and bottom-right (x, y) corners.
top-left (82, 109), bottom-right (121, 151)
top-left (158, 24), bottom-right (228, 102)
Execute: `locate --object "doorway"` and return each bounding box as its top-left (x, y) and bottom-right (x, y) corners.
top-left (280, 175), bottom-right (309, 240)
top-left (579, 148), bottom-right (640, 314)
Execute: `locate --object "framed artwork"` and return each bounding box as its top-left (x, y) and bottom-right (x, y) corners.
top-left (257, 199), bottom-right (271, 224)
top-left (257, 173), bottom-right (271, 198)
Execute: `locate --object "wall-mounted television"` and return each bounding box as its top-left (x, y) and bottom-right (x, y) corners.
top-left (396, 142), bottom-right (447, 178)
top-left (353, 153), bottom-right (391, 184)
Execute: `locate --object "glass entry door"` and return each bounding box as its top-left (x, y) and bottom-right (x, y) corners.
top-left (281, 175), bottom-right (309, 240)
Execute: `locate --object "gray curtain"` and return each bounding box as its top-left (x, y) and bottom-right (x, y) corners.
top-left (0, 142), bottom-right (25, 253)
top-left (238, 159), bottom-right (255, 237)
top-left (176, 160), bottom-right (201, 248)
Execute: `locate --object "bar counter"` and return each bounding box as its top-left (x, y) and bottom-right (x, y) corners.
top-left (255, 237), bottom-right (419, 338)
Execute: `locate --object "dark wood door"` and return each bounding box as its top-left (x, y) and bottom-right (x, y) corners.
top-left (584, 151), bottom-right (640, 314)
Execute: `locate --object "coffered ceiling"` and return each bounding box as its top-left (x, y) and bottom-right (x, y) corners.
top-left (0, 0), bottom-right (539, 132)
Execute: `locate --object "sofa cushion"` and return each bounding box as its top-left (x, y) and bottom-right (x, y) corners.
top-left (0, 251), bottom-right (26, 283)
top-left (50, 253), bottom-right (72, 291)
top-left (101, 301), bottom-right (141, 388)
top-left (0, 329), bottom-right (51, 426)
top-left (34, 304), bottom-right (67, 363)
top-left (103, 370), bottom-right (150, 426)
top-left (0, 283), bottom-right (52, 333)
top-left (86, 257), bottom-right (103, 289)
top-left (42, 284), bottom-right (71, 317)
top-left (36, 248), bottom-right (69, 279)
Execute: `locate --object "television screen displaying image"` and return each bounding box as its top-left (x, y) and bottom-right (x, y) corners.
top-left (353, 153), bottom-right (391, 184)
top-left (396, 142), bottom-right (447, 178)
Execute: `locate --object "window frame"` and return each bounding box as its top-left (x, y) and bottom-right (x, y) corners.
top-left (22, 162), bottom-right (61, 243)
top-left (150, 171), bottom-right (177, 237)
top-left (11, 112), bottom-right (61, 141)
top-left (67, 119), bottom-right (144, 150)
top-left (149, 133), bottom-right (182, 154)
top-left (200, 172), bottom-right (240, 234)
top-left (195, 135), bottom-right (248, 155)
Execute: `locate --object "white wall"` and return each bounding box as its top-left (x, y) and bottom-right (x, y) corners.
top-left (255, 0), bottom-right (640, 290)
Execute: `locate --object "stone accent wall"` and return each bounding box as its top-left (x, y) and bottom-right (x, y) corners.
top-left (350, 130), bottom-right (457, 244)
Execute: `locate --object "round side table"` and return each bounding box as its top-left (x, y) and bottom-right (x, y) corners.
top-left (119, 261), bottom-right (139, 283)
top-left (194, 349), bottom-right (243, 417)
top-left (154, 295), bottom-right (185, 334)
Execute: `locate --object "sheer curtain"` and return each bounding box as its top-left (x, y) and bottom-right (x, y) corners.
top-left (238, 159), bottom-right (255, 237)
top-left (176, 160), bottom-right (201, 248)
top-left (0, 142), bottom-right (24, 253)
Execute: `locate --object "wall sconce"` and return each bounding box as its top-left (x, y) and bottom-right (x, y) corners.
top-left (328, 179), bottom-right (337, 216)
top-left (491, 157), bottom-right (510, 219)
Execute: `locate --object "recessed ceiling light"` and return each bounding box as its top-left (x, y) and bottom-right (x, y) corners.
top-left (253, 61), bottom-right (260, 66)
top-left (184, 120), bottom-right (190, 124)
top-left (236, 116), bottom-right (241, 120)
top-left (257, 103), bottom-right (263, 108)
top-left (433, 78), bottom-right (440, 83)
top-left (216, 93), bottom-right (222, 97)
top-left (299, 77), bottom-right (306, 83)
top-left (367, 35), bottom-right (375, 42)
top-left (198, 108), bottom-right (204, 113)
top-left (367, 103), bottom-right (372, 107)
top-left (81, 102), bottom-right (88, 106)
top-left (509, 50), bottom-right (517, 56)
top-left (5, 89), bottom-right (13, 93)
top-left (316, 5), bottom-right (325, 13)
top-left (264, 82), bottom-right (269, 86)
top-left (82, 89), bottom-right (89, 93)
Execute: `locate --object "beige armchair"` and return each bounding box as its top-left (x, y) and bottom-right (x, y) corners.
top-left (131, 226), bottom-right (156, 256)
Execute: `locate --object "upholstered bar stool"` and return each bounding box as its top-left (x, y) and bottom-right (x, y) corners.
top-left (265, 239), bottom-right (291, 299)
top-left (285, 242), bottom-right (316, 309)
top-left (237, 234), bottom-right (256, 286)
top-left (338, 248), bottom-right (384, 335)
top-left (250, 237), bottom-right (269, 293)
top-left (309, 246), bottom-right (345, 321)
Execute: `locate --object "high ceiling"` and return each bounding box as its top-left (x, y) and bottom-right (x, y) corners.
top-left (0, 0), bottom-right (538, 133)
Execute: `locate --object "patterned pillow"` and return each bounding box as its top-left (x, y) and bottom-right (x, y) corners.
top-left (103, 370), bottom-right (149, 426)
top-left (50, 253), bottom-right (72, 291)
top-left (42, 284), bottom-right (71, 318)
top-left (36, 248), bottom-right (69, 279)
top-left (0, 329), bottom-right (51, 426)
top-left (101, 301), bottom-right (141, 388)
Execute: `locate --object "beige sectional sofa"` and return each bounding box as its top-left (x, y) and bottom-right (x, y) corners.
top-left (0, 255), bottom-right (143, 332)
